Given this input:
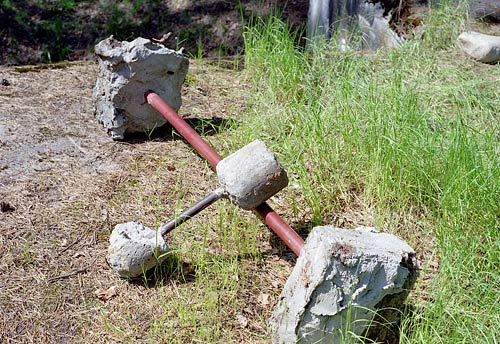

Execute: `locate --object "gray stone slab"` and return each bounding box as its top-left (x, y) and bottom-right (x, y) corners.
top-left (458, 31), bottom-right (500, 64)
top-left (270, 226), bottom-right (418, 343)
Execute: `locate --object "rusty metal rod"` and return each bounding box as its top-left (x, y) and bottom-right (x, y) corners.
top-left (145, 90), bottom-right (305, 256)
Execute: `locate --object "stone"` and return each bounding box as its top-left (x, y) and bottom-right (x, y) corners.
top-left (93, 36), bottom-right (189, 139)
top-left (307, 0), bottom-right (361, 49)
top-left (307, 0), bottom-right (402, 51)
top-left (107, 222), bottom-right (169, 278)
top-left (270, 226), bottom-right (418, 344)
top-left (457, 31), bottom-right (500, 64)
top-left (470, 0), bottom-right (500, 23)
top-left (216, 140), bottom-right (288, 209)
top-left (359, 15), bottom-right (403, 50)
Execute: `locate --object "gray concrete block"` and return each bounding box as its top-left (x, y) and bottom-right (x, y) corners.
top-left (93, 36), bottom-right (189, 139)
top-left (270, 226), bottom-right (418, 343)
top-left (107, 222), bottom-right (169, 278)
top-left (216, 140), bottom-right (289, 209)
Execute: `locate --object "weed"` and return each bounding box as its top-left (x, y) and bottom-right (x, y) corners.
top-left (422, 0), bottom-right (470, 49)
top-left (144, 124), bottom-right (157, 141)
top-left (238, 4), bottom-right (500, 342)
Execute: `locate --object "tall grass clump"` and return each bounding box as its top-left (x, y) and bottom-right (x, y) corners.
top-left (422, 0), bottom-right (470, 49)
top-left (239, 4), bottom-right (500, 343)
top-left (243, 15), bottom-right (306, 106)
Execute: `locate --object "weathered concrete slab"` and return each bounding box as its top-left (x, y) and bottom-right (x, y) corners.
top-left (216, 140), bottom-right (288, 209)
top-left (458, 31), bottom-right (500, 64)
top-left (270, 226), bottom-right (418, 343)
top-left (93, 36), bottom-right (189, 139)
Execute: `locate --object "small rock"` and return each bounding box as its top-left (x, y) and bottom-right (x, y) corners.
top-left (107, 222), bottom-right (169, 278)
top-left (258, 292), bottom-right (270, 307)
top-left (236, 313), bottom-right (248, 328)
top-left (457, 31), bottom-right (500, 63)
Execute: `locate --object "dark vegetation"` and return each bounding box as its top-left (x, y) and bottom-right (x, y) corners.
top-left (0, 0), bottom-right (309, 65)
top-left (0, 0), bottom-right (428, 65)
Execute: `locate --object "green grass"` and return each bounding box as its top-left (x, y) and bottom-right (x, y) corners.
top-left (235, 5), bottom-right (500, 343)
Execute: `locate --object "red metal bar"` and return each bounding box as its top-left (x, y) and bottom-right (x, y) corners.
top-left (145, 90), bottom-right (222, 168)
top-left (254, 203), bottom-right (304, 256)
top-left (145, 90), bottom-right (305, 256)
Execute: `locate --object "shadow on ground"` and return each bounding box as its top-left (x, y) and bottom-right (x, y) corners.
top-left (0, 0), bottom-right (308, 65)
top-left (129, 252), bottom-right (197, 288)
top-left (123, 117), bottom-right (238, 144)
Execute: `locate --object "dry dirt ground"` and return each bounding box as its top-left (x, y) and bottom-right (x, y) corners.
top-left (0, 60), bottom-right (296, 343)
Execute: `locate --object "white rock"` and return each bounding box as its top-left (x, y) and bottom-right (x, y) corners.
top-left (457, 31), bottom-right (500, 63)
top-left (270, 226), bottom-right (418, 344)
top-left (93, 36), bottom-right (189, 139)
top-left (107, 222), bottom-right (169, 278)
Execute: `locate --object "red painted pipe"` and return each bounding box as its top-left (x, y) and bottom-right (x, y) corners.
top-left (254, 202), bottom-right (305, 257)
top-left (145, 90), bottom-right (305, 256)
top-left (145, 91), bottom-right (222, 168)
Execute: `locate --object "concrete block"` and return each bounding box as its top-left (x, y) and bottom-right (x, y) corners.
top-left (107, 222), bottom-right (169, 278)
top-left (270, 226), bottom-right (418, 343)
top-left (93, 36), bottom-right (189, 139)
top-left (216, 140), bottom-right (289, 209)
